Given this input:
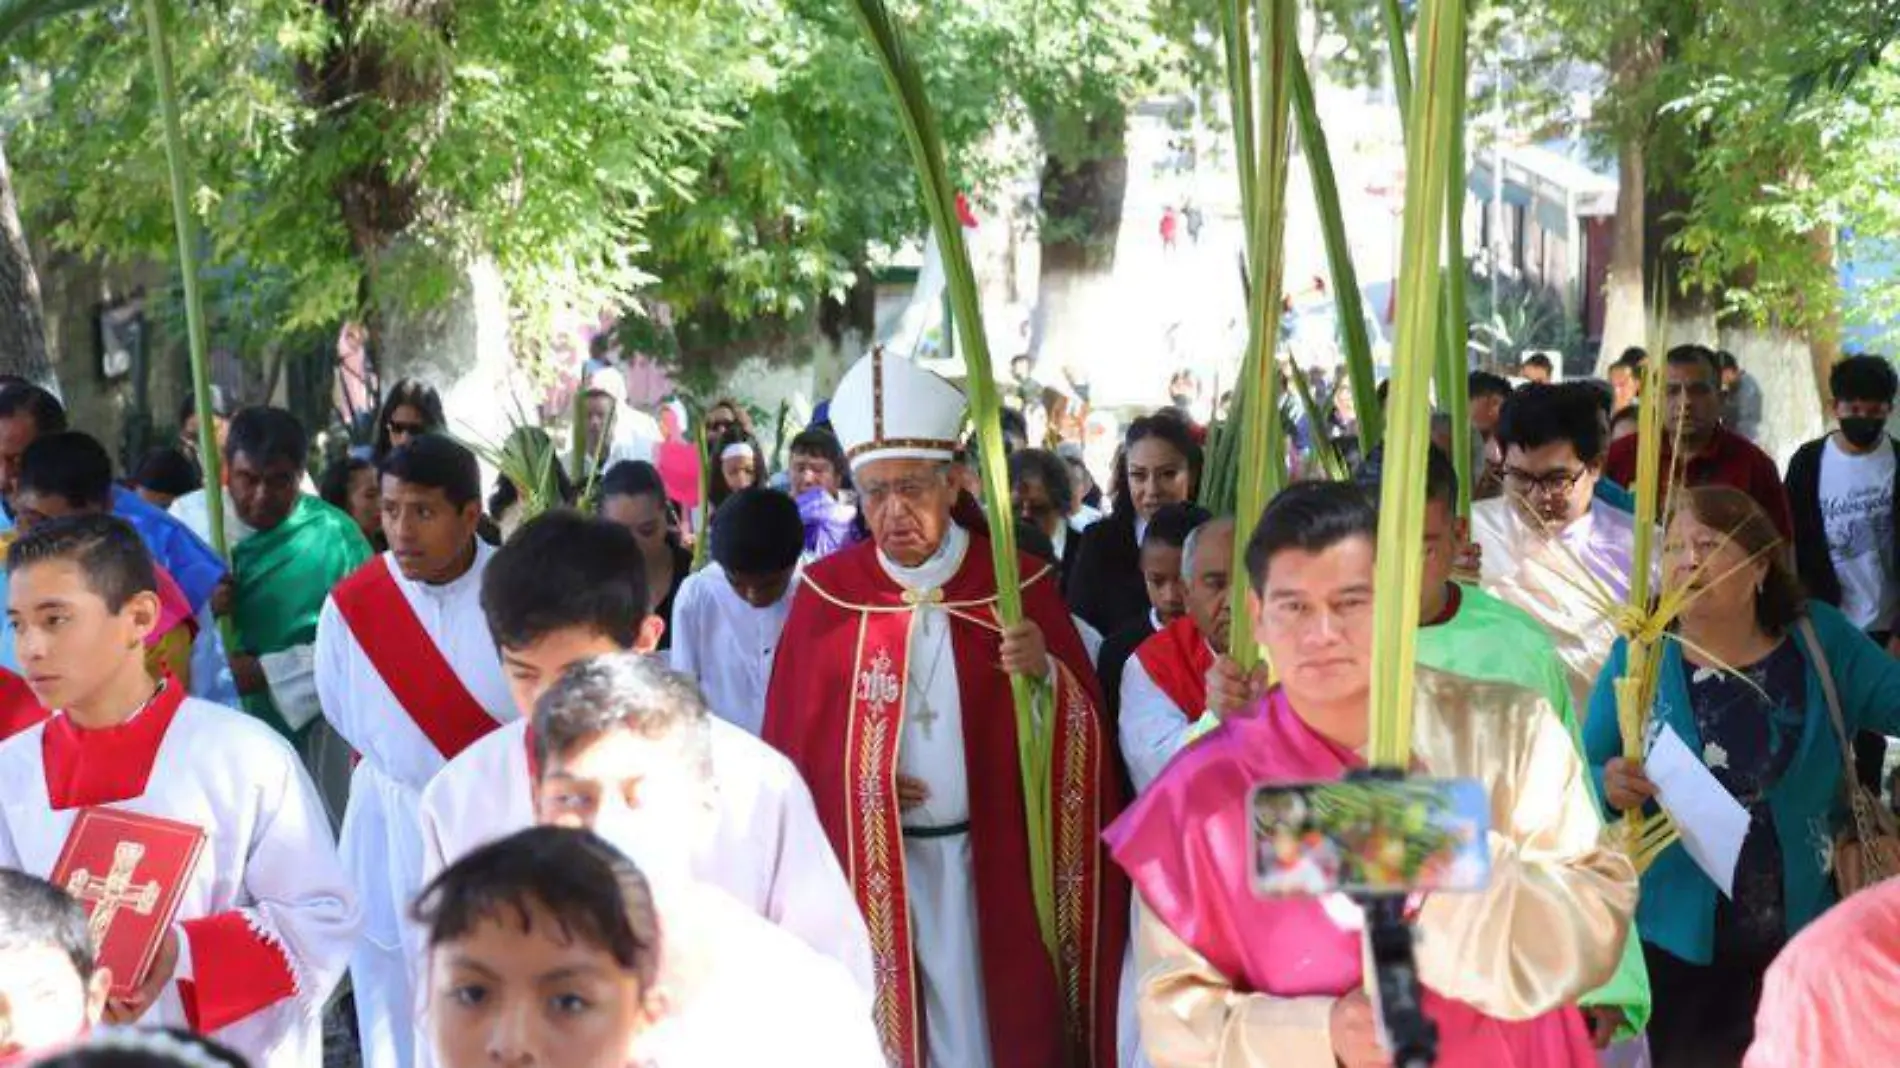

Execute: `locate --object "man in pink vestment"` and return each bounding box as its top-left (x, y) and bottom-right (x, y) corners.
top-left (1745, 879), bottom-right (1900, 1068)
top-left (1105, 481), bottom-right (1635, 1068)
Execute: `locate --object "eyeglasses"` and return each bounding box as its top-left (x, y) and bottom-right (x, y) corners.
top-left (387, 420), bottom-right (428, 437)
top-left (1502, 466), bottom-right (1588, 496)
top-left (705, 418), bottom-right (736, 436)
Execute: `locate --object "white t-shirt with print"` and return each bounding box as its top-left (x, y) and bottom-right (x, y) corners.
top-left (1821, 434), bottom-right (1898, 631)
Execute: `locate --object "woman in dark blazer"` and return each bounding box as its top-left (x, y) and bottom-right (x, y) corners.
top-left (1066, 411), bottom-right (1202, 635)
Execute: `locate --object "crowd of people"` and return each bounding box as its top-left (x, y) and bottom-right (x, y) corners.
top-left (0, 340), bottom-right (1896, 1068)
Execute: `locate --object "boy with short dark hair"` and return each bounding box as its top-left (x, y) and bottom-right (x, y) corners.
top-left (668, 487), bottom-right (803, 736)
top-left (0, 515), bottom-right (355, 1068)
top-left (414, 510), bottom-right (870, 1060)
top-left (2, 431), bottom-right (229, 707)
top-left (314, 433), bottom-right (512, 1068)
top-left (0, 869), bottom-right (109, 1061)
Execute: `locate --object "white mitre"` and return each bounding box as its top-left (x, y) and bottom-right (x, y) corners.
top-left (831, 348), bottom-right (968, 472)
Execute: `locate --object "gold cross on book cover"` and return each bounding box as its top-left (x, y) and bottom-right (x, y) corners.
top-left (50, 807), bottom-right (207, 997)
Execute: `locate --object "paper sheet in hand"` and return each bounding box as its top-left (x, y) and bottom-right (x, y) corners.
top-left (1646, 725), bottom-right (1750, 897)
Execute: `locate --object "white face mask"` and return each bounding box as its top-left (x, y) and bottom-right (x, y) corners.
top-left (591, 798), bottom-right (697, 891)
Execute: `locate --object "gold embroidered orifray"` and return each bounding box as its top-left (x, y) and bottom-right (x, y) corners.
top-left (1131, 669), bottom-right (1637, 1067)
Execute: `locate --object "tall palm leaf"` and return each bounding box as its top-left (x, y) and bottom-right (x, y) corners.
top-left (1367, 0), bottom-right (1466, 767)
top-left (140, 0), bottom-right (226, 558)
top-left (848, 0), bottom-right (1052, 958)
top-left (1290, 54), bottom-right (1382, 455)
top-left (1222, 0), bottom-right (1299, 672)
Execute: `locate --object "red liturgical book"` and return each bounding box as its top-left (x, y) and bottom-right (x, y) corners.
top-left (49, 807), bottom-right (207, 997)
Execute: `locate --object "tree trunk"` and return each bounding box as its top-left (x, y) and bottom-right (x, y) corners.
top-left (0, 136), bottom-right (58, 393)
top-left (1805, 225), bottom-right (1842, 414)
top-left (1596, 34), bottom-right (1661, 373)
top-left (1598, 127), bottom-right (1647, 371)
top-left (1033, 112), bottom-right (1129, 386)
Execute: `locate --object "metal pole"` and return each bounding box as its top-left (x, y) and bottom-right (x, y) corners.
top-left (141, 0), bottom-right (227, 562)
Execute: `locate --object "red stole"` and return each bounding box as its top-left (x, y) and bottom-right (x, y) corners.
top-left (1132, 615), bottom-right (1213, 718)
top-left (762, 536), bottom-right (1128, 1068)
top-left (43, 679), bottom-right (186, 809)
top-left (0, 668), bottom-right (47, 742)
top-left (331, 555), bottom-right (501, 762)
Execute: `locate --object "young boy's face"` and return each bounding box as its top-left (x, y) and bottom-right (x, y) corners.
top-left (429, 897), bottom-right (652, 1068)
top-left (498, 622), bottom-right (662, 716)
top-left (535, 724), bottom-right (705, 840)
top-left (723, 566), bottom-right (795, 610)
top-left (1140, 542), bottom-right (1188, 625)
top-left (8, 560), bottom-right (158, 710)
top-left (0, 942), bottom-right (108, 1059)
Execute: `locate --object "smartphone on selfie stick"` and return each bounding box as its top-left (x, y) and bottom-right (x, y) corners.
top-left (1249, 768), bottom-right (1493, 1068)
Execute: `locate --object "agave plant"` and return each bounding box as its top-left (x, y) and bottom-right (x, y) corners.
top-left (847, 0), bottom-right (1050, 956)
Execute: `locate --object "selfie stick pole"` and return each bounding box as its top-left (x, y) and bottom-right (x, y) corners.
top-left (1347, 768), bottom-right (1438, 1068)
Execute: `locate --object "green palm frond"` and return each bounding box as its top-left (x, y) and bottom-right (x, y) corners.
top-left (848, 0), bottom-right (1050, 959)
top-left (1290, 51), bottom-right (1381, 456)
top-left (1366, 0), bottom-right (1466, 768)
top-left (1223, 0), bottom-right (1298, 672)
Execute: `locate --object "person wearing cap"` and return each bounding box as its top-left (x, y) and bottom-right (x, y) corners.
top-left (763, 349), bottom-right (1128, 1068)
top-left (668, 487), bottom-right (804, 736)
top-left (575, 365), bottom-right (661, 478)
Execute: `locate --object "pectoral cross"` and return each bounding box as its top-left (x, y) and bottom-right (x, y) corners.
top-left (66, 841), bottom-right (162, 945)
top-left (912, 704), bottom-right (940, 741)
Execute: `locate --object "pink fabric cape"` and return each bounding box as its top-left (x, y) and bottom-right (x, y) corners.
top-left (1746, 879), bottom-right (1900, 1067)
top-left (1103, 689), bottom-right (1596, 1067)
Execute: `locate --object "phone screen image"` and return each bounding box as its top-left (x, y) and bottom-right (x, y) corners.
top-left (1249, 777), bottom-right (1491, 897)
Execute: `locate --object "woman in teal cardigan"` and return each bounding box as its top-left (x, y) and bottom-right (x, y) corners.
top-left (1584, 486), bottom-right (1900, 1068)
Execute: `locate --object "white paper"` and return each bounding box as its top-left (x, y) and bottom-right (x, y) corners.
top-left (1646, 725), bottom-right (1751, 897)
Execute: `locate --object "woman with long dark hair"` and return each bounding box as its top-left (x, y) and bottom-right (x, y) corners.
top-left (599, 460), bottom-right (693, 649)
top-left (1066, 410), bottom-right (1202, 634)
top-left (371, 378), bottom-right (446, 462)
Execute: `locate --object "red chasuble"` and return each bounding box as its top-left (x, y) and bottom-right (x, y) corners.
top-left (1131, 615), bottom-right (1214, 719)
top-left (41, 682), bottom-right (298, 1033)
top-left (763, 535), bottom-right (1128, 1068)
top-left (331, 555), bottom-right (502, 761)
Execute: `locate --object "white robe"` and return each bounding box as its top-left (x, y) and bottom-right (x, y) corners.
top-left (0, 698), bottom-right (357, 1068)
top-left (880, 524), bottom-right (995, 1068)
top-left (414, 715), bottom-right (875, 1059)
top-left (1117, 657), bottom-right (1198, 796)
top-left (314, 545), bottom-right (514, 1068)
top-left (1114, 651), bottom-right (1202, 1068)
top-left (631, 886), bottom-right (883, 1068)
top-left (667, 563), bottom-right (798, 736)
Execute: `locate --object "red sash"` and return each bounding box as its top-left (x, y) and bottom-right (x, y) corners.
top-left (332, 556), bottom-right (500, 762)
top-left (1133, 615), bottom-right (1213, 719)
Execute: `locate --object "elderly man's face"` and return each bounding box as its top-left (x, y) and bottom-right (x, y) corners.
top-left (857, 457), bottom-right (957, 567)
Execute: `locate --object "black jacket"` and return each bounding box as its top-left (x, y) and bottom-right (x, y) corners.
top-left (1066, 512), bottom-right (1149, 636)
top-left (1784, 434), bottom-right (1900, 611)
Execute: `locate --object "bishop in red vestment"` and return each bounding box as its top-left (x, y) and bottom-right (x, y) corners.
top-left (764, 350), bottom-right (1127, 1068)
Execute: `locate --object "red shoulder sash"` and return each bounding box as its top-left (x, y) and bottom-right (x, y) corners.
top-left (1133, 615), bottom-right (1213, 719)
top-left (332, 556), bottom-right (500, 762)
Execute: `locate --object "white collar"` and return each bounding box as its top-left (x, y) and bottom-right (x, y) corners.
top-left (878, 523), bottom-right (970, 593)
top-left (392, 540), bottom-right (490, 600)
